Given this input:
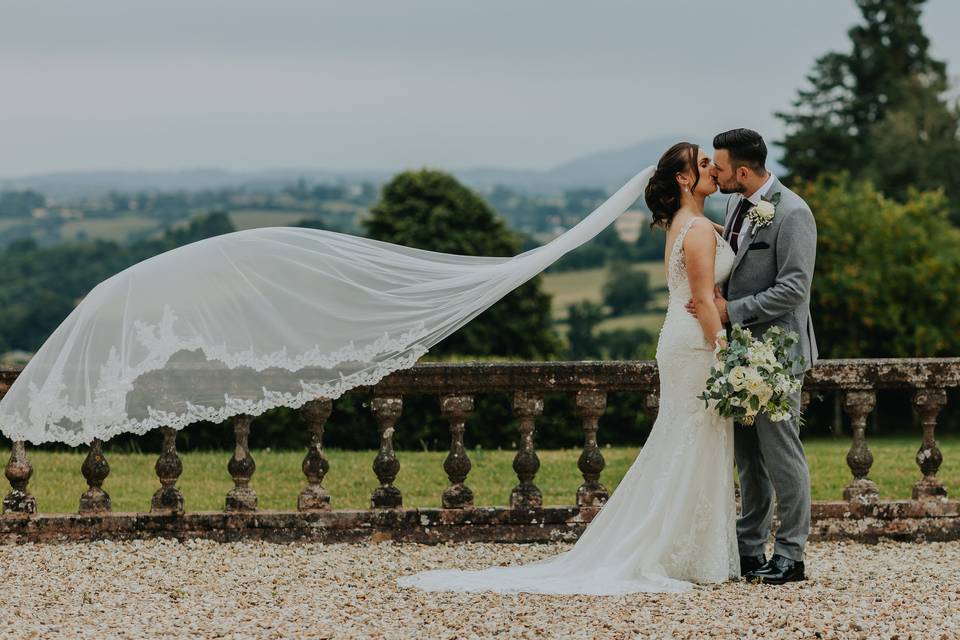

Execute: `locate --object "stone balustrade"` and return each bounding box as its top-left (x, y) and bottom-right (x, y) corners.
top-left (0, 358), bottom-right (957, 544)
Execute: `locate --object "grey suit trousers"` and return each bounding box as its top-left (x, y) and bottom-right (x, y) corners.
top-left (733, 376), bottom-right (810, 561)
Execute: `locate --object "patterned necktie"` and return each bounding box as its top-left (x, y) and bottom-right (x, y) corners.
top-left (727, 198), bottom-right (752, 253)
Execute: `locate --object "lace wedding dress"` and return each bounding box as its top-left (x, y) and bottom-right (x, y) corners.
top-left (398, 217), bottom-right (739, 595)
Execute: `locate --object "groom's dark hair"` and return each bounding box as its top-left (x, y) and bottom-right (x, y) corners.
top-left (713, 128), bottom-right (767, 174)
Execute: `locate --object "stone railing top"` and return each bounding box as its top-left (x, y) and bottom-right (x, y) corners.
top-left (1, 357), bottom-right (958, 399)
top-left (374, 358), bottom-right (960, 393)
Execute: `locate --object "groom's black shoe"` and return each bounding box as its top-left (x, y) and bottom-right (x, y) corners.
top-left (745, 554), bottom-right (805, 585)
top-left (739, 554), bottom-right (767, 577)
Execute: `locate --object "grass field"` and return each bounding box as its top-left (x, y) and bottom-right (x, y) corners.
top-left (227, 207), bottom-right (364, 232)
top-left (542, 261), bottom-right (669, 338)
top-left (0, 219), bottom-right (27, 233)
top-left (55, 210), bottom-right (312, 244)
top-left (227, 210), bottom-right (315, 230)
top-left (60, 216), bottom-right (160, 242)
top-left (50, 209), bottom-right (341, 245)
top-left (595, 312), bottom-right (666, 334)
top-left (6, 437), bottom-right (955, 514)
top-left (542, 262), bottom-right (668, 315)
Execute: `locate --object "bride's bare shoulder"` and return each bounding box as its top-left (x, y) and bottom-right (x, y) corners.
top-left (682, 218), bottom-right (717, 247)
top-left (681, 218), bottom-right (718, 261)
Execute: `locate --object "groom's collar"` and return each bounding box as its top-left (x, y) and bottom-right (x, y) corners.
top-left (744, 172), bottom-right (777, 205)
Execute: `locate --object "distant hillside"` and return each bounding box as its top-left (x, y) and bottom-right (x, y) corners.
top-left (0, 169), bottom-right (392, 200)
top-left (0, 136), bottom-right (785, 198)
top-left (457, 135), bottom-right (689, 193)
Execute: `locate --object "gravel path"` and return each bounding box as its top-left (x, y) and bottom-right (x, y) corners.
top-left (0, 538), bottom-right (956, 639)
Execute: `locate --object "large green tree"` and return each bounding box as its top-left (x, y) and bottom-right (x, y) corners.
top-left (364, 169), bottom-right (560, 359)
top-left (800, 175), bottom-right (960, 357)
top-left (566, 301), bottom-right (605, 360)
top-left (602, 261), bottom-right (654, 317)
top-left (777, 0), bottom-right (960, 213)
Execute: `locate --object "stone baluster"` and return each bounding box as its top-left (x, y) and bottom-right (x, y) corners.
top-left (370, 395), bottom-right (403, 508)
top-left (510, 391), bottom-right (543, 510)
top-left (912, 387), bottom-right (948, 500)
top-left (3, 441), bottom-right (36, 515)
top-left (575, 389), bottom-right (608, 507)
top-left (644, 390), bottom-right (659, 425)
top-left (151, 427), bottom-right (184, 513)
top-left (79, 438), bottom-right (111, 514)
top-left (440, 394), bottom-right (474, 509)
top-left (842, 389), bottom-right (878, 503)
top-left (297, 399), bottom-right (333, 511)
top-left (225, 414), bottom-right (257, 511)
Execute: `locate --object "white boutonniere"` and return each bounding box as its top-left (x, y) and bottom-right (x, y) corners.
top-left (747, 192), bottom-right (780, 236)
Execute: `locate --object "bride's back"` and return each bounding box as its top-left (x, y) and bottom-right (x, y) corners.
top-left (657, 215), bottom-right (735, 358)
top-left (663, 216), bottom-right (734, 302)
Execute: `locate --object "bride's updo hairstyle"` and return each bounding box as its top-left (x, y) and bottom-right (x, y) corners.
top-left (645, 142), bottom-right (700, 229)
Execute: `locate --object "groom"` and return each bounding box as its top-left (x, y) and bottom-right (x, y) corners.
top-left (692, 128), bottom-right (818, 585)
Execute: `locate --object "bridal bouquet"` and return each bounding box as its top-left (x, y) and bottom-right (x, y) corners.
top-left (699, 325), bottom-right (804, 425)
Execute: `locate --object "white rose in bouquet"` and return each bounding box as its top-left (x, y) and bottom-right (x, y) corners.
top-left (729, 366), bottom-right (749, 390)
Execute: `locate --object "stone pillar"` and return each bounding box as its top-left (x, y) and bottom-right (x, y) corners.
top-left (842, 389), bottom-right (878, 503)
top-left (151, 427), bottom-right (184, 513)
top-left (912, 387), bottom-right (948, 500)
top-left (510, 391), bottom-right (543, 510)
top-left (79, 438), bottom-right (111, 514)
top-left (298, 399), bottom-right (333, 511)
top-left (644, 390), bottom-right (659, 425)
top-left (575, 389), bottom-right (608, 507)
top-left (225, 414), bottom-right (257, 511)
top-left (3, 441), bottom-right (36, 515)
top-left (440, 394), bottom-right (474, 509)
top-left (370, 395), bottom-right (403, 509)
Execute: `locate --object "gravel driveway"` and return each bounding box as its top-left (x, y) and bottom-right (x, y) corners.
top-left (0, 538), bottom-right (956, 639)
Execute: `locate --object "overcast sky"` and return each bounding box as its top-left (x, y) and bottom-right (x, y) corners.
top-left (2, 0), bottom-right (960, 176)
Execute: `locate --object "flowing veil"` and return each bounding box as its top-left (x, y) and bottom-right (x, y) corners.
top-left (0, 167), bottom-right (654, 446)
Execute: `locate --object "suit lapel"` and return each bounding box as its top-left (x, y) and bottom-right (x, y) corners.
top-left (730, 176), bottom-right (783, 274)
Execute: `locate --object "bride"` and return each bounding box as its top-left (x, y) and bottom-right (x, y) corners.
top-left (397, 142), bottom-right (739, 594)
top-left (0, 140), bottom-right (736, 595)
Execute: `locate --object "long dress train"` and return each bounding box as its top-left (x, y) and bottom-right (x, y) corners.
top-left (397, 217), bottom-right (739, 595)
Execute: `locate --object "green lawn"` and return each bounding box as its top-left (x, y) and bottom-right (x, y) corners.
top-left (60, 216), bottom-right (160, 242)
top-left (5, 437), bottom-right (955, 514)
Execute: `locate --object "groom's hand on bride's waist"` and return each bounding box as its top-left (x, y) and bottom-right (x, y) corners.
top-left (685, 286), bottom-right (729, 323)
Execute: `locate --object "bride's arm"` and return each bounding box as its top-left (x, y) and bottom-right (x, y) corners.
top-left (683, 222), bottom-right (725, 349)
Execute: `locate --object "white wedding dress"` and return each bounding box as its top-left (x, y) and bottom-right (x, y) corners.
top-left (398, 216), bottom-right (739, 595)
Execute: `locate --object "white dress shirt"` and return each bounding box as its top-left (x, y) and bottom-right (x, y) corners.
top-left (738, 172), bottom-right (777, 239)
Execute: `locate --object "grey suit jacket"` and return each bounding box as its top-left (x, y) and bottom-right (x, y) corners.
top-left (722, 176), bottom-right (818, 374)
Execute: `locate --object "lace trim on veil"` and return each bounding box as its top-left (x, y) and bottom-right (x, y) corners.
top-left (11, 306), bottom-right (429, 446)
